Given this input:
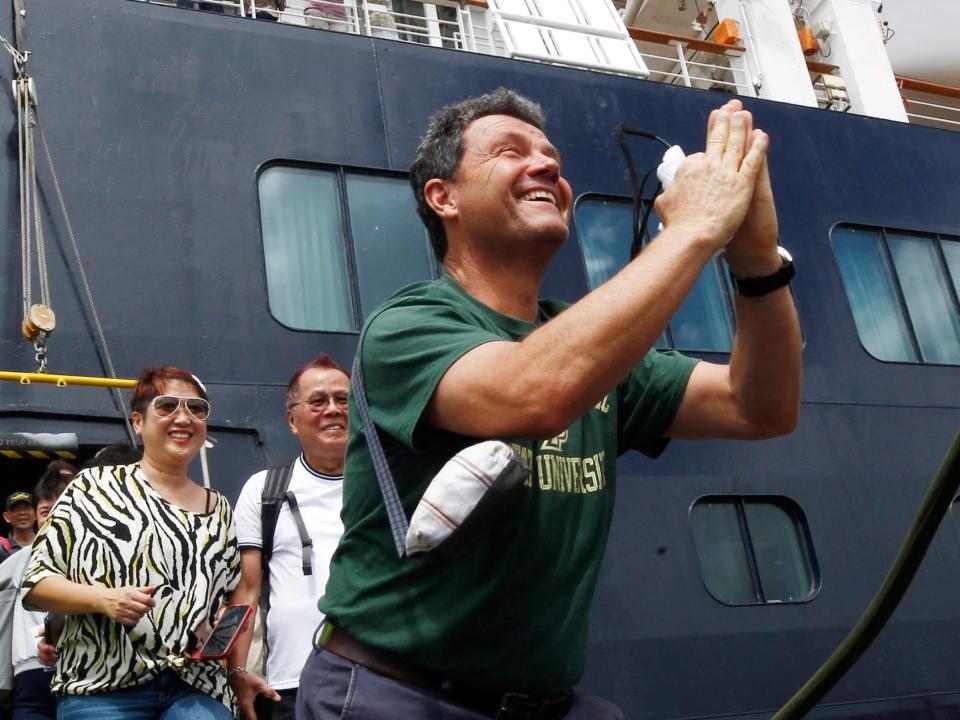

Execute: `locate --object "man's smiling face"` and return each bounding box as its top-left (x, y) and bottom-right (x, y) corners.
top-left (446, 114), bottom-right (573, 251)
top-left (287, 367), bottom-right (350, 470)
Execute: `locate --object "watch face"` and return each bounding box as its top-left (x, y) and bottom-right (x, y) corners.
top-left (777, 246), bottom-right (794, 263)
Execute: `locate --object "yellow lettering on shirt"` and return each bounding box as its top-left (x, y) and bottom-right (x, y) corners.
top-left (531, 451), bottom-right (606, 495)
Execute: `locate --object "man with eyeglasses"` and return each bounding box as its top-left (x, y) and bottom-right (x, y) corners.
top-left (227, 354), bottom-right (350, 720)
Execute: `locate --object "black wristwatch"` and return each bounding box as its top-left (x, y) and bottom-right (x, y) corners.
top-left (729, 247), bottom-right (795, 297)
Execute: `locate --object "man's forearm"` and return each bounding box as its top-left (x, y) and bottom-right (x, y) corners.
top-left (728, 283), bottom-right (802, 436)
top-left (431, 225), bottom-right (723, 439)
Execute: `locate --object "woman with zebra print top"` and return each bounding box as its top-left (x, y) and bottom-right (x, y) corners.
top-left (23, 367), bottom-right (240, 719)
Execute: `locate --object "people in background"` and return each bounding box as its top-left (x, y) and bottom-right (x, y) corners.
top-left (176, 0), bottom-right (226, 14)
top-left (3, 493), bottom-right (37, 557)
top-left (303, 0), bottom-right (349, 33)
top-left (80, 444), bottom-right (143, 470)
top-left (22, 367), bottom-right (240, 719)
top-left (228, 355), bottom-right (350, 720)
top-left (249, 0), bottom-right (285, 21)
top-left (4, 460), bottom-right (77, 720)
top-left (362, 1), bottom-right (398, 40)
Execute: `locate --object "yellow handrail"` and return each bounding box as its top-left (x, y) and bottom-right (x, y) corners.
top-left (0, 371), bottom-right (136, 389)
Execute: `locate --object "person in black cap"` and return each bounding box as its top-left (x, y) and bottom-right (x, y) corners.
top-left (3, 491), bottom-right (37, 555)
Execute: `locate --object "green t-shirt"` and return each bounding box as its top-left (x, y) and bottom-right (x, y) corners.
top-left (321, 275), bottom-right (698, 696)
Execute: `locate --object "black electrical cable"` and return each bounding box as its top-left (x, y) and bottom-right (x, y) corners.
top-left (615, 125), bottom-right (672, 260)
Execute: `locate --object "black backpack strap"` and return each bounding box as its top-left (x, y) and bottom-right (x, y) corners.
top-left (258, 459), bottom-right (296, 673)
top-left (259, 460), bottom-right (297, 611)
top-left (284, 490), bottom-right (314, 576)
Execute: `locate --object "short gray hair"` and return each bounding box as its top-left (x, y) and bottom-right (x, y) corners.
top-left (409, 88), bottom-right (546, 261)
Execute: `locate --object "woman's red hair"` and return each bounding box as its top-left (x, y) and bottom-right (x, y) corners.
top-left (130, 366), bottom-right (208, 414)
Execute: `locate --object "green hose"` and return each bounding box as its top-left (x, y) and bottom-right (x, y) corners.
top-left (771, 429), bottom-right (960, 720)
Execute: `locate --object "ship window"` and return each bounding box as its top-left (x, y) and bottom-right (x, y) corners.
top-left (832, 224), bottom-right (960, 365)
top-left (690, 496), bottom-right (819, 605)
top-left (260, 166), bottom-right (355, 332)
top-left (259, 165), bottom-right (435, 332)
top-left (575, 195), bottom-right (734, 353)
top-left (345, 172), bottom-right (435, 318)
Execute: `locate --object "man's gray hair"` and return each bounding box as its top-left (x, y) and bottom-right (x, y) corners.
top-left (409, 88), bottom-right (546, 261)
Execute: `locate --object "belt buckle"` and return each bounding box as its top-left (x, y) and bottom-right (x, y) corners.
top-left (495, 692), bottom-right (572, 720)
top-left (495, 693), bottom-right (537, 720)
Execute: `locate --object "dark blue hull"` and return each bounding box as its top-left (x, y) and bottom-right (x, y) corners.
top-left (1, 1), bottom-right (959, 717)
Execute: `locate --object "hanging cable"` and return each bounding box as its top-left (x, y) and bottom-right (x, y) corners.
top-left (615, 125), bottom-right (672, 260)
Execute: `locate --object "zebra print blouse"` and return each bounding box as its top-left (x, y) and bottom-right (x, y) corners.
top-left (23, 463), bottom-right (240, 710)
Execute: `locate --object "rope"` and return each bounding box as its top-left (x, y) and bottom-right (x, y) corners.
top-left (0, 32), bottom-right (28, 77)
top-left (29, 103), bottom-right (49, 309)
top-left (16, 76), bottom-right (53, 372)
top-left (18, 82), bottom-right (28, 321)
top-left (36, 121), bottom-right (137, 445)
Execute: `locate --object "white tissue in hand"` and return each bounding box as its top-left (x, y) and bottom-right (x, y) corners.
top-left (657, 145), bottom-right (686, 187)
top-left (656, 145), bottom-right (687, 232)
top-left (657, 145), bottom-right (686, 188)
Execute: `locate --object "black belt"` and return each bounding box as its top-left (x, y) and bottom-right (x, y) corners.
top-left (316, 623), bottom-right (573, 720)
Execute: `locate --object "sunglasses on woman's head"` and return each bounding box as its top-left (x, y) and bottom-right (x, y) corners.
top-left (150, 395), bottom-right (211, 421)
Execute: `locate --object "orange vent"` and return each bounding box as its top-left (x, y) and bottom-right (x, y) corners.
top-left (798, 26), bottom-right (819, 56)
top-left (714, 18), bottom-right (741, 46)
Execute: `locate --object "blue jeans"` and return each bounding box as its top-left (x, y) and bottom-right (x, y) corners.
top-left (57, 671), bottom-right (232, 720)
top-left (12, 668), bottom-right (56, 720)
top-left (296, 648), bottom-right (624, 719)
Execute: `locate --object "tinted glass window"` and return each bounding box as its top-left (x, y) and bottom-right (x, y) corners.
top-left (943, 238), bottom-right (960, 294)
top-left (672, 261), bottom-right (734, 352)
top-left (887, 232), bottom-right (960, 364)
top-left (744, 501), bottom-right (815, 603)
top-left (577, 198), bottom-right (633, 290)
top-left (832, 226), bottom-right (918, 362)
top-left (689, 500), bottom-right (756, 605)
top-left (690, 496), bottom-right (818, 605)
top-left (259, 166), bottom-right (355, 332)
top-left (833, 225), bottom-right (960, 365)
top-left (575, 196), bottom-right (733, 352)
top-left (345, 173), bottom-right (434, 318)
top-left (259, 165), bottom-right (436, 332)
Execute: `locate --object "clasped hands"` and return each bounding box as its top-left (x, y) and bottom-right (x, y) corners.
top-left (654, 99), bottom-right (782, 278)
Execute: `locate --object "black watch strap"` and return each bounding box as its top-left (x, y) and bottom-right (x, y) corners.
top-left (729, 248), bottom-right (795, 297)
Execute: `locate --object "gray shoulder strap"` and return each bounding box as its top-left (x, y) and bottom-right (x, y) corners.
top-left (351, 352), bottom-right (409, 558)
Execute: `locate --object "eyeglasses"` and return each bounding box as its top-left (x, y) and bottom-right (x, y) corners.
top-left (288, 394), bottom-right (349, 413)
top-left (151, 395), bottom-right (211, 421)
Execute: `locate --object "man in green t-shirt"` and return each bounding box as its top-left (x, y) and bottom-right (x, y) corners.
top-left (299, 89), bottom-right (801, 720)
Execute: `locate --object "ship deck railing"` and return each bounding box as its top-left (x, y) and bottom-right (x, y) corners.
top-left (140, 0), bottom-right (960, 133)
top-left (896, 76), bottom-right (960, 132)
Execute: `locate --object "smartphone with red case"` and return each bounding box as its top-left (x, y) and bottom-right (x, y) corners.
top-left (190, 604), bottom-right (253, 661)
